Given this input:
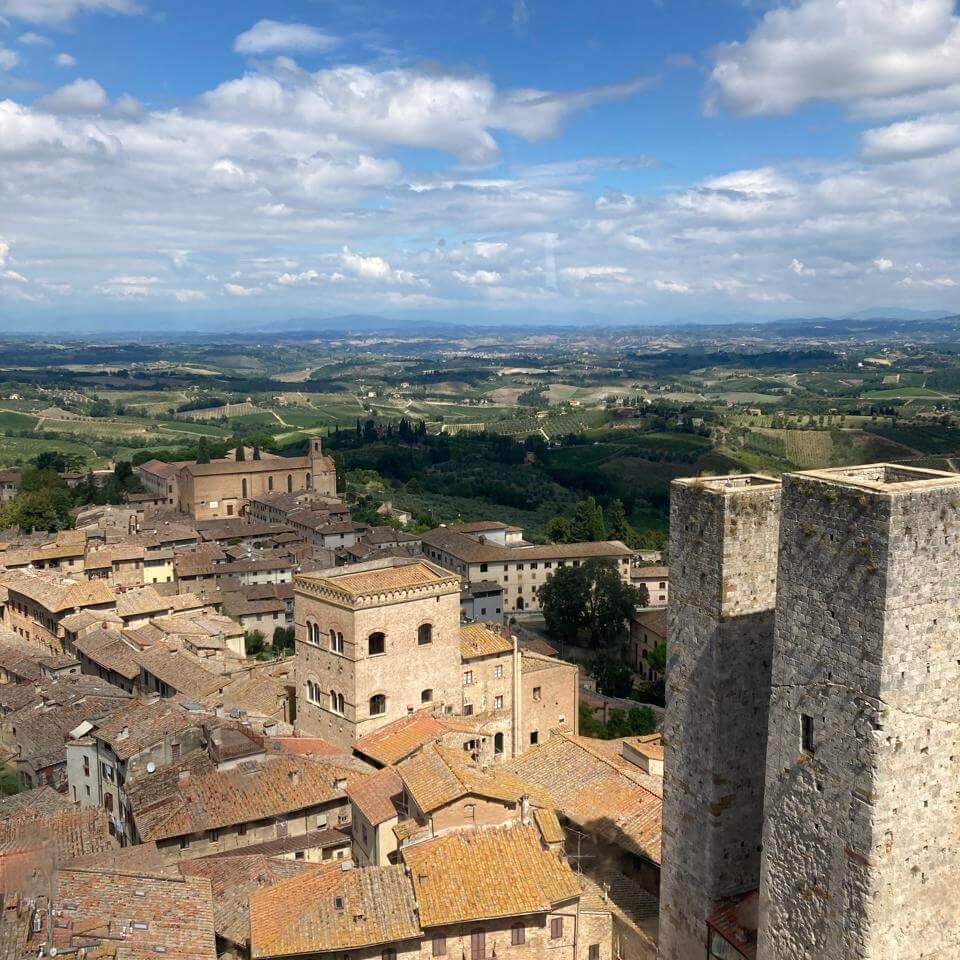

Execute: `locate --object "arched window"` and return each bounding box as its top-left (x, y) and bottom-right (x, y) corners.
top-left (305, 680), bottom-right (320, 704)
top-left (494, 732), bottom-right (504, 756)
top-left (329, 630), bottom-right (343, 654)
top-left (305, 621), bottom-right (316, 645)
top-left (306, 472), bottom-right (312, 490)
top-left (287, 474), bottom-right (293, 493)
top-left (368, 632), bottom-right (385, 656)
top-left (330, 690), bottom-right (344, 714)
top-left (417, 623), bottom-right (433, 645)
top-left (369, 694), bottom-right (386, 716)
top-left (241, 478), bottom-right (247, 498)
top-left (421, 688), bottom-right (433, 703)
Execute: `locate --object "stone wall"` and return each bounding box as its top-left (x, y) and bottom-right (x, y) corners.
top-left (659, 475), bottom-right (781, 960)
top-left (758, 465), bottom-right (960, 959)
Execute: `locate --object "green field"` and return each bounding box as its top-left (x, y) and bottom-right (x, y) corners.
top-left (0, 411), bottom-right (39, 431)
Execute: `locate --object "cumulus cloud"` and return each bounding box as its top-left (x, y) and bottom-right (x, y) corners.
top-left (790, 258), bottom-right (815, 276)
top-left (0, 47), bottom-right (20, 70)
top-left (874, 257), bottom-right (895, 271)
top-left (0, 0), bottom-right (140, 24)
top-left (234, 20), bottom-right (338, 55)
top-left (860, 114), bottom-right (960, 160)
top-left (453, 269), bottom-right (502, 285)
top-left (222, 282), bottom-right (259, 296)
top-left (55, 52), bottom-right (76, 67)
top-left (709, 0), bottom-right (960, 116)
top-left (36, 77), bottom-right (107, 112)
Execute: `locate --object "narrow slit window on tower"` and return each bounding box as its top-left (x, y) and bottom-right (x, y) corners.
top-left (801, 714), bottom-right (815, 755)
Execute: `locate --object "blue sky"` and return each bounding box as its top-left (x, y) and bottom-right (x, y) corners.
top-left (2, 0), bottom-right (960, 328)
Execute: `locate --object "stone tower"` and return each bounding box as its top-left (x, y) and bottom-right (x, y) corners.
top-left (758, 464), bottom-right (960, 958)
top-left (659, 474), bottom-right (781, 959)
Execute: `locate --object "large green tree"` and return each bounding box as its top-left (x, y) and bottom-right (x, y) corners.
top-left (539, 557), bottom-right (648, 648)
top-left (571, 497), bottom-right (606, 542)
top-left (537, 564), bottom-right (590, 643)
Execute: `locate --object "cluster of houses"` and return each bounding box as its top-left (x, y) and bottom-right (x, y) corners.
top-left (0, 441), bottom-right (669, 960)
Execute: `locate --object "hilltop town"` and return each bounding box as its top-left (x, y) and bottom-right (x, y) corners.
top-left (0, 431), bottom-right (665, 960)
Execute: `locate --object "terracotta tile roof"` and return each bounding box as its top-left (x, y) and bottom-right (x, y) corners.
top-left (460, 623), bottom-right (513, 659)
top-left (44, 867), bottom-right (218, 960)
top-left (353, 710), bottom-right (448, 766)
top-left (504, 734), bottom-right (663, 865)
top-left (250, 863), bottom-right (420, 958)
top-left (0, 785), bottom-right (73, 820)
top-left (630, 607), bottom-right (667, 638)
top-left (520, 650), bottom-right (578, 675)
top-left (135, 645), bottom-right (226, 699)
top-left (706, 890), bottom-right (758, 960)
top-left (180, 854), bottom-right (317, 949)
top-left (74, 629), bottom-right (141, 681)
top-left (128, 754), bottom-right (371, 842)
top-left (257, 735), bottom-right (343, 757)
top-left (115, 587), bottom-right (172, 619)
top-left (422, 526), bottom-right (632, 564)
top-left (347, 766), bottom-right (403, 826)
top-left (0, 807), bottom-right (115, 864)
top-left (314, 560), bottom-right (450, 597)
top-left (1, 571), bottom-right (116, 613)
top-left (402, 824), bottom-right (581, 927)
top-left (196, 828), bottom-right (349, 860)
top-left (89, 698), bottom-right (199, 761)
top-left (397, 745), bottom-right (529, 815)
top-left (533, 807), bottom-right (565, 845)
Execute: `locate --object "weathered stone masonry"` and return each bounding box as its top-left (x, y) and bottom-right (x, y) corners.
top-left (758, 464), bottom-right (960, 960)
top-left (659, 475), bottom-right (781, 960)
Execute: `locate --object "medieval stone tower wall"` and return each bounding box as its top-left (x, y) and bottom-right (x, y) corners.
top-left (758, 464), bottom-right (960, 959)
top-left (659, 474), bottom-right (781, 960)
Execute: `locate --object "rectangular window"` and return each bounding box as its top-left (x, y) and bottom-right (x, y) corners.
top-left (530, 730), bottom-right (539, 745)
top-left (433, 936), bottom-right (446, 957)
top-left (533, 686), bottom-right (541, 701)
top-left (480, 563), bottom-right (488, 573)
top-left (463, 671), bottom-right (473, 685)
top-left (801, 714), bottom-right (815, 754)
top-left (471, 929), bottom-right (485, 960)
top-left (589, 946), bottom-right (599, 960)
top-left (550, 918), bottom-right (563, 940)
top-left (463, 704), bottom-right (474, 716)
top-left (511, 925), bottom-right (525, 946)
top-left (494, 664), bottom-right (503, 679)
top-left (494, 695), bottom-right (503, 710)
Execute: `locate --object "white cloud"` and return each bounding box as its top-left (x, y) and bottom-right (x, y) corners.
top-left (173, 289), bottom-right (206, 302)
top-left (709, 0), bottom-right (960, 116)
top-left (0, 239), bottom-right (9, 266)
top-left (453, 269), bottom-right (502, 286)
top-left (874, 257), bottom-right (894, 271)
top-left (55, 52), bottom-right (76, 67)
top-left (36, 77), bottom-right (107, 113)
top-left (18, 31), bottom-right (49, 45)
top-left (276, 270), bottom-right (319, 286)
top-left (473, 241), bottom-right (508, 258)
top-left (790, 258), bottom-right (815, 276)
top-left (0, 0), bottom-right (140, 24)
top-left (94, 275), bottom-right (158, 298)
top-left (234, 20), bottom-right (338, 55)
top-left (860, 114), bottom-right (960, 160)
top-left (222, 282), bottom-right (259, 296)
top-left (341, 247), bottom-right (391, 281)
top-left (561, 265), bottom-right (631, 282)
top-left (0, 47), bottom-right (20, 70)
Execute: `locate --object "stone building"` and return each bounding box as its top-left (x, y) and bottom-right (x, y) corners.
top-left (295, 558), bottom-right (463, 747)
top-left (659, 474), bottom-right (781, 960)
top-left (139, 440), bottom-right (337, 520)
top-left (758, 464), bottom-right (960, 959)
top-left (422, 521), bottom-right (632, 615)
top-left (659, 463), bottom-right (960, 960)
